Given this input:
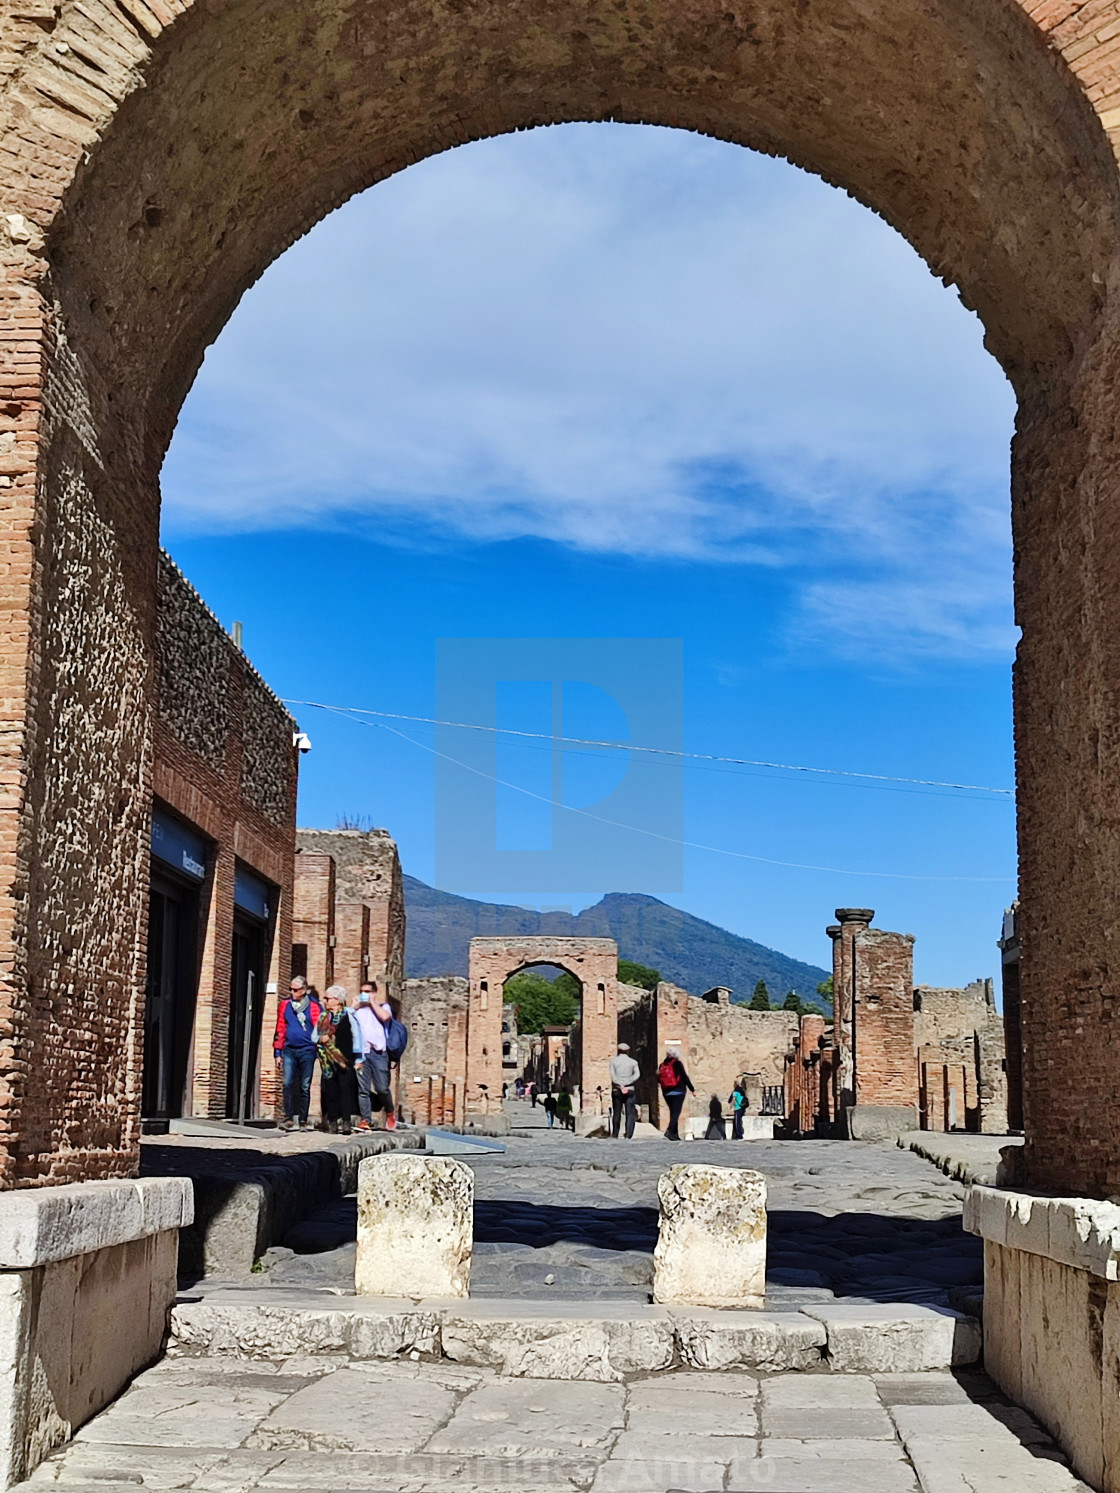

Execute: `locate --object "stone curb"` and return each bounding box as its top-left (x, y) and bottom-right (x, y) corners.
top-left (964, 1183), bottom-right (1120, 1280)
top-left (143, 1133), bottom-right (424, 1279)
top-left (0, 1176), bottom-right (193, 1269)
top-left (169, 1289), bottom-right (980, 1378)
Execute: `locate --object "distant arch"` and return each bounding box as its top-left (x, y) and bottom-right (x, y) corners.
top-left (467, 938), bottom-right (619, 1117)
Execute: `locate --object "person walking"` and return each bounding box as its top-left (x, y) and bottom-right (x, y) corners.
top-left (353, 981), bottom-right (397, 1131)
top-left (273, 975), bottom-right (321, 1131)
top-left (609, 1042), bottom-right (641, 1139)
top-left (555, 1087), bottom-right (573, 1131)
top-left (543, 1090), bottom-right (558, 1128)
top-left (729, 1079), bottom-right (747, 1139)
top-left (529, 1082), bottom-right (538, 1107)
top-left (705, 1095), bottom-right (727, 1140)
top-left (317, 985), bottom-right (359, 1134)
top-left (657, 1049), bottom-right (695, 1141)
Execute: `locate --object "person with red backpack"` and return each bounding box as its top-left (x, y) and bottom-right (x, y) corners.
top-left (658, 1049), bottom-right (695, 1141)
top-left (273, 976), bottom-right (322, 1131)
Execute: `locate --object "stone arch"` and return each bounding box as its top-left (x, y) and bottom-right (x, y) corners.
top-left (467, 938), bottom-right (619, 1116)
top-left (0, 0), bottom-right (1115, 1187)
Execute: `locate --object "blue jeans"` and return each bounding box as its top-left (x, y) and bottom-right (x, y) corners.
top-left (282, 1045), bottom-right (316, 1123)
top-left (360, 1050), bottom-right (394, 1122)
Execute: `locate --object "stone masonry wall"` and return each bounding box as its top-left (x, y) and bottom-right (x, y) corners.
top-left (915, 979), bottom-right (1008, 1133)
top-left (398, 975), bottom-right (468, 1124)
top-left (295, 830), bottom-right (404, 1002)
top-left (646, 981), bottom-right (796, 1127)
top-left (153, 554), bottom-right (298, 1120)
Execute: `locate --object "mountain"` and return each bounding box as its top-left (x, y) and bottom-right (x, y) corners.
top-left (403, 878), bottom-right (832, 1009)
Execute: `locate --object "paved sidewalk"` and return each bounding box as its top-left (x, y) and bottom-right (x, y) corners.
top-left (19, 1356), bottom-right (1089, 1492)
top-left (899, 1133), bottom-right (1023, 1188)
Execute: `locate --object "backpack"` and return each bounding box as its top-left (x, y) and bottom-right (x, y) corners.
top-left (385, 1015), bottom-right (409, 1063)
top-left (658, 1057), bottom-right (680, 1090)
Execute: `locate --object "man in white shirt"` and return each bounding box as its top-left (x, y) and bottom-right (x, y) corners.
top-left (609, 1043), bottom-right (641, 1139)
top-left (354, 981), bottom-right (396, 1131)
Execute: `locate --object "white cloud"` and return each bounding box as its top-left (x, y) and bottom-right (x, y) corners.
top-left (161, 122), bottom-right (1016, 660)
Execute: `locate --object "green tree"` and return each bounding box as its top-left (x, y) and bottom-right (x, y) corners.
top-left (817, 977), bottom-right (833, 1001)
top-left (749, 979), bottom-right (771, 1011)
top-left (504, 971), bottom-right (579, 1034)
top-left (782, 990), bottom-right (802, 1013)
top-left (618, 958), bottom-right (660, 991)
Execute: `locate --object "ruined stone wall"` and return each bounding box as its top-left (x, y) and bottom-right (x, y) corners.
top-left (915, 979), bottom-right (1008, 1133)
top-left (648, 981), bottom-right (795, 1126)
top-left (295, 829), bottom-right (404, 1002)
top-left (333, 901), bottom-right (370, 999)
top-left (153, 553), bottom-right (297, 1120)
top-left (617, 981), bottom-right (656, 1115)
top-left (398, 975), bottom-right (468, 1124)
top-left (784, 1013), bottom-right (829, 1134)
top-left (684, 997), bottom-right (797, 1124)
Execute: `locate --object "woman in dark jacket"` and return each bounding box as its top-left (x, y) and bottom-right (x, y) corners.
top-left (657, 1050), bottom-right (695, 1141)
top-left (318, 986), bottom-right (359, 1133)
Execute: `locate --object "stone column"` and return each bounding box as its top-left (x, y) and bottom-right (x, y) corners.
top-left (356, 1153), bottom-right (472, 1298)
top-left (652, 1164), bottom-right (766, 1307)
top-left (830, 909), bottom-right (873, 1114)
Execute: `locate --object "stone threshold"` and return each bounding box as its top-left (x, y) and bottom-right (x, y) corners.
top-left (170, 1286), bottom-right (980, 1380)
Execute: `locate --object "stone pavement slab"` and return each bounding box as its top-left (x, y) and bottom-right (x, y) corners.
top-left (18, 1357), bottom-right (1093, 1493)
top-left (429, 1378), bottom-right (623, 1456)
top-left (761, 1406), bottom-right (896, 1439)
top-left (247, 1365), bottom-right (458, 1451)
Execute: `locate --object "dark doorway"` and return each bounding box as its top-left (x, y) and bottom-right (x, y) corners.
top-left (226, 864), bottom-right (275, 1121)
top-left (143, 872), bottom-right (200, 1127)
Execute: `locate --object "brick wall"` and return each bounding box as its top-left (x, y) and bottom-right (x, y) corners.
top-left (851, 926), bottom-right (918, 1112)
top-left (292, 853), bottom-right (334, 993)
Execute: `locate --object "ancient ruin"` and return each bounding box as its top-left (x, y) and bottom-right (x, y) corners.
top-left (784, 910), bottom-right (1008, 1139)
top-left (0, 0), bottom-right (1117, 1481)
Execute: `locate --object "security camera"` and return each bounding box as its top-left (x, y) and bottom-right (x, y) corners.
top-left (293, 731), bottom-right (312, 753)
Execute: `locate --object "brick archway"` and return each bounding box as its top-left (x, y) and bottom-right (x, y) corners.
top-left (466, 937), bottom-right (619, 1116)
top-left (0, 0), bottom-right (1117, 1189)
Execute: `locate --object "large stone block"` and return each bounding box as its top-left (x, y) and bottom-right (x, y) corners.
top-left (801, 1303), bottom-right (980, 1372)
top-left (439, 1301), bottom-right (675, 1381)
top-left (652, 1165), bottom-right (766, 1308)
top-left (355, 1153), bottom-right (472, 1299)
top-left (170, 1289), bottom-right (442, 1359)
top-left (0, 1226), bottom-right (179, 1489)
top-left (0, 1177), bottom-right (192, 1270)
top-left (672, 1309), bottom-right (825, 1371)
top-left (842, 1106), bottom-right (917, 1142)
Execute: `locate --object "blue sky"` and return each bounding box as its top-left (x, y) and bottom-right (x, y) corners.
top-left (160, 123), bottom-right (1018, 989)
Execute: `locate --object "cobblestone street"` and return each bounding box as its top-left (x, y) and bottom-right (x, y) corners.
top-left (16, 1127), bottom-right (1063, 1492)
top-left (261, 1111), bottom-right (985, 1312)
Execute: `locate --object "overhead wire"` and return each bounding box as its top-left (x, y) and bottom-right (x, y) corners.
top-left (282, 698), bottom-right (1014, 797)
top-left (302, 699), bottom-right (1016, 884)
